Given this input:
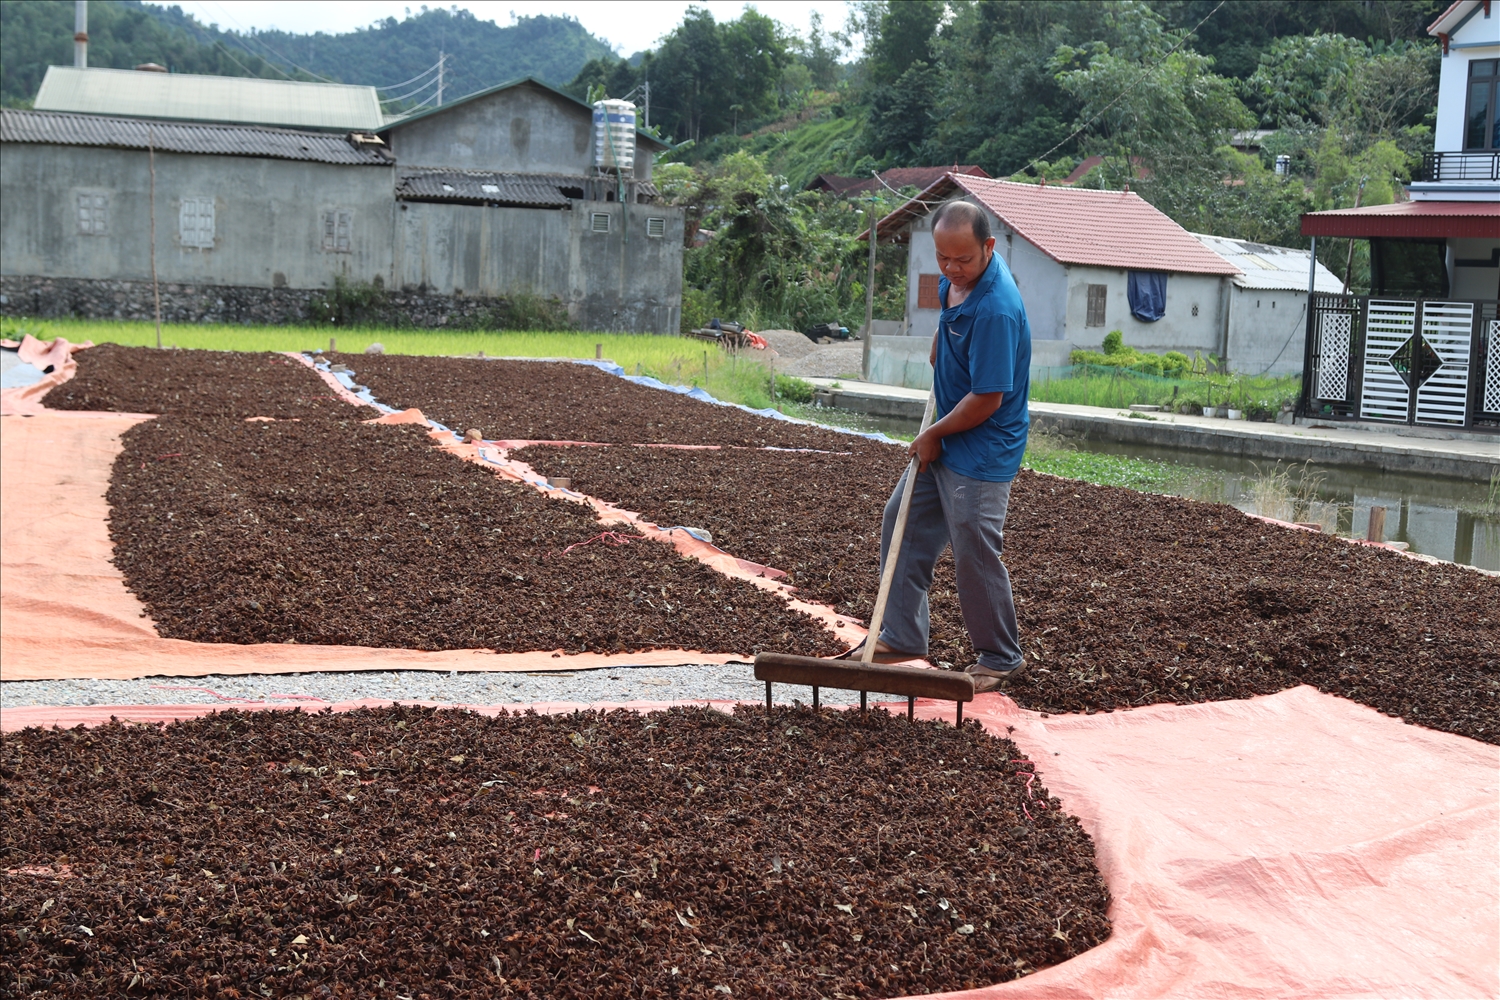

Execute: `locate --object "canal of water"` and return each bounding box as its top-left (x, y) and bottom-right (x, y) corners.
top-left (810, 409), bottom-right (1499, 572)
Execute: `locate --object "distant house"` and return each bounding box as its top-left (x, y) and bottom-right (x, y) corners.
top-left (865, 173), bottom-right (1247, 387)
top-left (1298, 0), bottom-right (1498, 429)
top-left (2, 70), bottom-right (683, 332)
top-left (805, 165), bottom-right (988, 196)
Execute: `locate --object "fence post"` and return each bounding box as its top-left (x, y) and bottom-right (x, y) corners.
top-left (1297, 276), bottom-right (1318, 420)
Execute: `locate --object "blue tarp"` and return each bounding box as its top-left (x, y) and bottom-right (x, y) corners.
top-left (1127, 271), bottom-right (1167, 323)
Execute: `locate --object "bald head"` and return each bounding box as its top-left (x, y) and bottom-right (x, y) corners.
top-left (932, 200), bottom-right (992, 248)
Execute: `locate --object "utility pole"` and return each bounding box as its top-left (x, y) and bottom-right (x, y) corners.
top-left (436, 51), bottom-right (445, 106)
top-left (642, 80), bottom-right (650, 129)
top-left (74, 1), bottom-right (88, 68)
top-left (862, 199), bottom-right (878, 382)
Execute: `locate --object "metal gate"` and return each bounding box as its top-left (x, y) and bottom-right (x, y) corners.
top-left (1360, 299), bottom-right (1417, 422)
top-left (1306, 295), bottom-right (1495, 429)
top-left (1414, 302), bottom-right (1474, 426)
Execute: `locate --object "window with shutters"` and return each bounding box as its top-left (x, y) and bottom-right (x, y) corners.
top-left (321, 209), bottom-right (353, 252)
top-left (1086, 284), bottom-right (1108, 327)
top-left (76, 193), bottom-right (108, 235)
top-left (591, 212), bottom-right (611, 233)
top-left (646, 217), bottom-right (666, 238)
top-left (179, 197), bottom-right (215, 249)
top-left (917, 273), bottom-right (941, 309)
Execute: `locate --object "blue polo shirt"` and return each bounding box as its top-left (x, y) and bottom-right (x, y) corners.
top-left (934, 253), bottom-right (1031, 482)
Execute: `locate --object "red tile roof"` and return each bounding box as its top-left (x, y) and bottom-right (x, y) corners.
top-left (869, 173), bottom-right (1239, 275)
top-left (1302, 200), bottom-right (1500, 239)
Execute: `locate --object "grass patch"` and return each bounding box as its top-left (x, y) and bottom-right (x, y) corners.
top-left (1029, 364), bottom-right (1301, 421)
top-left (2, 318), bottom-right (804, 412)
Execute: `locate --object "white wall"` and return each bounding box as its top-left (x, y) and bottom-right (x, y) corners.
top-left (1434, 5), bottom-right (1499, 152)
top-left (1449, 237), bottom-right (1500, 299)
top-left (1062, 266), bottom-right (1228, 355)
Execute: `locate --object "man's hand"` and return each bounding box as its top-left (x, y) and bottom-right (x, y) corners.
top-left (909, 427), bottom-right (944, 473)
top-left (908, 391), bottom-right (1003, 473)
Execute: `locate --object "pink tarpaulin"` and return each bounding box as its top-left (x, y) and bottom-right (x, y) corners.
top-left (4, 685), bottom-right (1494, 998)
top-left (0, 334), bottom-right (92, 415)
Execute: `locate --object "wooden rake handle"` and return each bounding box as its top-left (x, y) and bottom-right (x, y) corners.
top-left (862, 389), bottom-right (938, 664)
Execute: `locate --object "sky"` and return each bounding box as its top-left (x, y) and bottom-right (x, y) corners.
top-left (189, 1), bottom-right (859, 57)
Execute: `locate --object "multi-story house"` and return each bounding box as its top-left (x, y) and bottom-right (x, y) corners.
top-left (1299, 0), bottom-right (1499, 430)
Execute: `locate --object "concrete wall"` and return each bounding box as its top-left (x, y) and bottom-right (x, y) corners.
top-left (2, 139), bottom-right (685, 333)
top-left (397, 201), bottom-right (684, 333)
top-left (386, 82), bottom-right (654, 180)
top-left (0, 143), bottom-right (395, 291)
top-left (1224, 287), bottom-right (1309, 376)
top-left (1062, 266), bottom-right (1228, 356)
top-left (867, 334), bottom-right (933, 389)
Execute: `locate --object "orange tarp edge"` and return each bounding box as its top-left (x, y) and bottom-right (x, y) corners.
top-left (4, 685), bottom-right (1494, 999)
top-left (1, 390), bottom-right (862, 681)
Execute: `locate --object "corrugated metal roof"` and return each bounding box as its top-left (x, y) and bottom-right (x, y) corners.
top-left (1192, 233), bottom-right (1345, 292)
top-left (34, 66), bottom-right (384, 131)
top-left (1301, 200), bottom-right (1500, 239)
top-left (1, 108), bottom-right (391, 166)
top-left (396, 170), bottom-right (658, 207)
top-left (929, 176), bottom-right (1241, 275)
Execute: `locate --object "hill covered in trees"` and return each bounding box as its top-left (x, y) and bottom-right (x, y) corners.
top-left (567, 0), bottom-right (1446, 332)
top-left (0, 1), bottom-right (613, 110)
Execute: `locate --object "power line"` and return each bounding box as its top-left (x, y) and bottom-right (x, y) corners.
top-left (1021, 0), bottom-right (1228, 175)
top-left (193, 0), bottom-right (340, 83)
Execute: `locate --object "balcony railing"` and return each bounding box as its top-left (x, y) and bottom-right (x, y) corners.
top-left (1417, 150), bottom-right (1500, 183)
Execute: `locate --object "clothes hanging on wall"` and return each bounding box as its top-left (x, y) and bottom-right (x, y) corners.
top-left (1128, 271), bottom-right (1167, 322)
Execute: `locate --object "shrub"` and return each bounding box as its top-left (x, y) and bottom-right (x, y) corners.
top-left (1101, 330), bottom-right (1124, 355)
top-left (1162, 351), bottom-right (1190, 378)
top-left (773, 374), bottom-right (815, 403)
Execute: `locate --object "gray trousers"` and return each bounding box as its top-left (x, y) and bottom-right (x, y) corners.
top-left (876, 461), bottom-right (1023, 672)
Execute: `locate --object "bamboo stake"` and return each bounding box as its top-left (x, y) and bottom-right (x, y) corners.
top-left (149, 125), bottom-right (161, 349)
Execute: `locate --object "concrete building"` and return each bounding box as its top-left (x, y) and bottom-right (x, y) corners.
top-left (1, 73), bottom-right (684, 333)
top-left (1191, 233), bottom-right (1345, 376)
top-left (1298, 0), bottom-right (1498, 430)
top-left (864, 174), bottom-right (1252, 388)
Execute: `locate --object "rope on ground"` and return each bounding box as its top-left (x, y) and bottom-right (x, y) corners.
top-left (558, 531), bottom-right (638, 556)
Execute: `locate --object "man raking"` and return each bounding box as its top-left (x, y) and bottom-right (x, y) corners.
top-left (841, 200), bottom-right (1031, 692)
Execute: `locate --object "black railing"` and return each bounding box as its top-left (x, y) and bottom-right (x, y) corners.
top-left (1417, 150), bottom-right (1500, 182)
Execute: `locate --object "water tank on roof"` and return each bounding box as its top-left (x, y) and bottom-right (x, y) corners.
top-left (592, 99), bottom-right (636, 174)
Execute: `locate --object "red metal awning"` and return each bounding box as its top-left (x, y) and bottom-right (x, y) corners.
top-left (1300, 200), bottom-right (1500, 239)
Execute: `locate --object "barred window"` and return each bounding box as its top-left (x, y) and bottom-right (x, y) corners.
top-left (77, 193), bottom-right (108, 235)
top-left (179, 197), bottom-right (215, 249)
top-left (917, 273), bottom-right (941, 309)
top-left (322, 209), bottom-right (352, 252)
top-left (1086, 284), bottom-right (1108, 327)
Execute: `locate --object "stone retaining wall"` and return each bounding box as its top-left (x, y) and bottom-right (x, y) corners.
top-left (0, 275), bottom-right (549, 329)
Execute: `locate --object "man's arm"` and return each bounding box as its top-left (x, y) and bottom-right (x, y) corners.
top-left (909, 391), bottom-right (1002, 472)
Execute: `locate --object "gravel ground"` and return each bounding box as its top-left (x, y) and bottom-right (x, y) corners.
top-left (0, 665), bottom-right (864, 708)
top-left (777, 342), bottom-right (866, 378)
